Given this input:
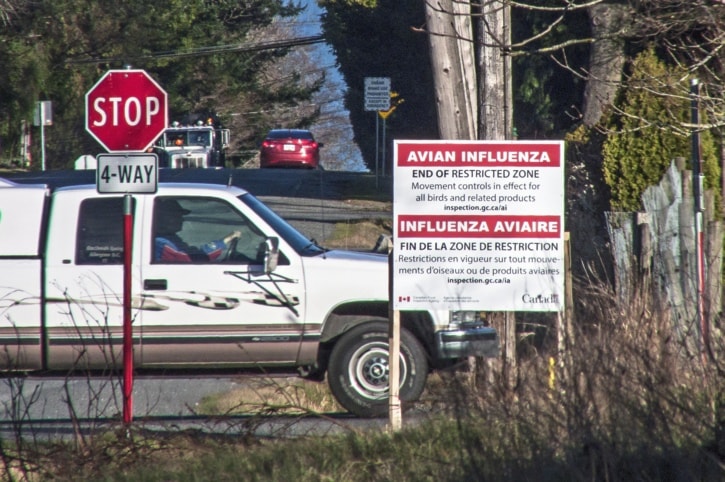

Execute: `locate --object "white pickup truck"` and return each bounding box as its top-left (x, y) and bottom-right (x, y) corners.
top-left (0, 177), bottom-right (498, 417)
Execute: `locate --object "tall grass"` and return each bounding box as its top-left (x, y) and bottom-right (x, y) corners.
top-left (126, 279), bottom-right (722, 481)
top-left (2, 277), bottom-right (724, 481)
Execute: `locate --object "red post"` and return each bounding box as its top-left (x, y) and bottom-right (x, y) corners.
top-left (690, 79), bottom-right (708, 360)
top-left (123, 194), bottom-right (134, 424)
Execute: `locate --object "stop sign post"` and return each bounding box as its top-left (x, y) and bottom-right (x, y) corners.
top-left (85, 70), bottom-right (167, 425)
top-left (85, 69), bottom-right (168, 152)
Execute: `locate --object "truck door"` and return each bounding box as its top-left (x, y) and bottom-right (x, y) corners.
top-left (137, 195), bottom-right (307, 367)
top-left (43, 194), bottom-right (139, 370)
top-left (0, 182), bottom-right (48, 370)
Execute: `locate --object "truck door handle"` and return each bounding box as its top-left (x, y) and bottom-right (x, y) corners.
top-left (144, 279), bottom-right (168, 290)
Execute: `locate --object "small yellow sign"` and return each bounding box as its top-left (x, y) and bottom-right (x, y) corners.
top-left (378, 106), bottom-right (396, 119)
top-left (378, 92), bottom-right (404, 119)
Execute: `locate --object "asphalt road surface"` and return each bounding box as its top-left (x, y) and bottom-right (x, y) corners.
top-left (0, 374), bottom-right (418, 441)
top-left (4, 168), bottom-right (392, 246)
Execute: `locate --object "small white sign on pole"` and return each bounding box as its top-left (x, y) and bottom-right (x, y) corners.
top-left (365, 77), bottom-right (391, 111)
top-left (96, 153), bottom-right (158, 194)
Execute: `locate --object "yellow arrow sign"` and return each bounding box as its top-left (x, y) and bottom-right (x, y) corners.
top-left (378, 95), bottom-right (404, 119)
top-left (379, 106), bottom-right (396, 119)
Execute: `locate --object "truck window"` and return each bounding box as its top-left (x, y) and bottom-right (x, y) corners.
top-left (76, 197), bottom-right (127, 265)
top-left (152, 196), bottom-right (267, 264)
top-left (190, 131), bottom-right (211, 146)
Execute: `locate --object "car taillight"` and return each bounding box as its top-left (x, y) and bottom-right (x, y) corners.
top-left (262, 140), bottom-right (278, 148)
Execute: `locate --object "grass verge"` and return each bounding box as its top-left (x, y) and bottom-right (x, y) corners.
top-left (195, 377), bottom-right (342, 416)
top-left (6, 278), bottom-right (724, 481)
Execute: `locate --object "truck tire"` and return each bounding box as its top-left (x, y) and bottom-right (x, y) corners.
top-left (327, 322), bottom-right (428, 418)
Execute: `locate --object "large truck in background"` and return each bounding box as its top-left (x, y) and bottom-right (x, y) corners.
top-left (152, 116), bottom-right (230, 169)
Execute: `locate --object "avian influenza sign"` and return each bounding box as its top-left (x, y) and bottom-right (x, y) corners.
top-left (393, 140), bottom-right (565, 312)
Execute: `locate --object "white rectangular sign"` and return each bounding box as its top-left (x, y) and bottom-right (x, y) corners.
top-left (393, 140), bottom-right (565, 312)
top-left (364, 77), bottom-right (391, 111)
top-left (96, 153), bottom-right (158, 194)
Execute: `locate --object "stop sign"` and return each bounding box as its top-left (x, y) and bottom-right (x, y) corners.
top-left (85, 69), bottom-right (168, 152)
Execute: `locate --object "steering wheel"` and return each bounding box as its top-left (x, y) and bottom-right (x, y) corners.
top-left (219, 236), bottom-right (239, 262)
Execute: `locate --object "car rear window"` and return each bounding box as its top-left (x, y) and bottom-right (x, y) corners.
top-left (266, 130), bottom-right (314, 140)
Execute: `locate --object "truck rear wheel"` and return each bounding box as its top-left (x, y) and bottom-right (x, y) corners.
top-left (327, 322), bottom-right (428, 418)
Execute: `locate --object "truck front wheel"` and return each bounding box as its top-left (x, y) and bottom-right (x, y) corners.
top-left (327, 322), bottom-right (428, 418)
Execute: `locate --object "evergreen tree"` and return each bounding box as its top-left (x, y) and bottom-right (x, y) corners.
top-left (0, 0), bottom-right (316, 168)
top-left (602, 48), bottom-right (720, 211)
top-left (320, 0), bottom-right (437, 174)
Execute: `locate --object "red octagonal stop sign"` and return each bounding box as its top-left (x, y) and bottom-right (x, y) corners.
top-left (85, 69), bottom-right (168, 152)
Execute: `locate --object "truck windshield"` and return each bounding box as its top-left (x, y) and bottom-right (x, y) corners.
top-left (239, 193), bottom-right (326, 256)
top-left (160, 130), bottom-right (211, 147)
top-left (188, 131), bottom-right (211, 146)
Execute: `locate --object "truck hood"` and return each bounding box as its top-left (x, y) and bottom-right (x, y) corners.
top-left (300, 249), bottom-right (390, 301)
top-left (316, 248), bottom-right (388, 263)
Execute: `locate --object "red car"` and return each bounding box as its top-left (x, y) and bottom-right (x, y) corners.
top-left (260, 129), bottom-right (323, 169)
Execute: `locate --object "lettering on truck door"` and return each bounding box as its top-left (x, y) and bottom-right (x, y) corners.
top-left (138, 195), bottom-right (307, 367)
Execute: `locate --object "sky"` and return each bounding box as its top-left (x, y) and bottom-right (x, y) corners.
top-left (293, 2), bottom-right (366, 171)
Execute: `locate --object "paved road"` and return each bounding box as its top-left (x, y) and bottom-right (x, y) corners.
top-left (0, 375), bottom-right (422, 441)
top-left (2, 167), bottom-right (390, 200)
top-left (4, 168), bottom-right (392, 245)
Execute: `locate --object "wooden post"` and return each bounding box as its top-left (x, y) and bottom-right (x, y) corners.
top-left (503, 312), bottom-right (516, 390)
top-left (389, 310), bottom-right (402, 430)
top-left (558, 233), bottom-right (574, 382)
top-left (388, 249), bottom-right (402, 431)
top-left (704, 191), bottom-right (722, 355)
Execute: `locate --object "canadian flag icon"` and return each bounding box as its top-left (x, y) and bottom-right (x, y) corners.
top-left (398, 296), bottom-right (411, 302)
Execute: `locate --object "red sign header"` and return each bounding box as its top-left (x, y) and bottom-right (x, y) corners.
top-left (396, 141), bottom-right (562, 167)
top-left (397, 214), bottom-right (561, 238)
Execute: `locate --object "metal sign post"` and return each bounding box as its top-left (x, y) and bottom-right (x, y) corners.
top-left (122, 194), bottom-right (134, 424)
top-left (87, 67), bottom-right (164, 426)
top-left (365, 77), bottom-right (391, 184)
top-left (366, 77), bottom-right (397, 429)
top-left (33, 101), bottom-right (52, 171)
top-left (95, 153), bottom-right (158, 425)
top-left (690, 78), bottom-right (708, 359)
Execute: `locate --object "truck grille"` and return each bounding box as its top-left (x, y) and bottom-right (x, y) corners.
top-left (171, 155), bottom-right (207, 168)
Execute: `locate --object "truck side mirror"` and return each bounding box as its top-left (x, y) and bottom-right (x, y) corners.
top-left (263, 237), bottom-right (279, 273)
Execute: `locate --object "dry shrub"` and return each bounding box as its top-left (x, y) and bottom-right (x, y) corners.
top-left (324, 218), bottom-right (391, 251)
top-left (432, 277), bottom-right (725, 480)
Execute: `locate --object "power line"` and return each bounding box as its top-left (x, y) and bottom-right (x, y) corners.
top-left (67, 35), bottom-right (326, 65)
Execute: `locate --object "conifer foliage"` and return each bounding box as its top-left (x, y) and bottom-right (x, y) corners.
top-left (0, 0), bottom-right (318, 168)
top-left (602, 48), bottom-right (720, 211)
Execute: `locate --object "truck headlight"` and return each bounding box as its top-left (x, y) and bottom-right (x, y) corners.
top-left (448, 311), bottom-right (487, 329)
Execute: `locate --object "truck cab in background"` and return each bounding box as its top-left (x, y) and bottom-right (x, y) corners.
top-left (153, 118), bottom-right (230, 169)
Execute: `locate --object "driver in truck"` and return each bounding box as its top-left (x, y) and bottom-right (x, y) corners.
top-left (154, 198), bottom-right (241, 263)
